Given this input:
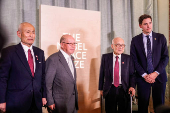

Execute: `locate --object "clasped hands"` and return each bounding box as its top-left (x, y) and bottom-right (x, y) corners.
top-left (143, 72), bottom-right (158, 83)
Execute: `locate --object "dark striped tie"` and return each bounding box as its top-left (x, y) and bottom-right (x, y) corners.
top-left (146, 35), bottom-right (154, 74)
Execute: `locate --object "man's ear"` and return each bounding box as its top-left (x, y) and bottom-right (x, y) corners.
top-left (111, 44), bottom-right (114, 50)
top-left (139, 24), bottom-right (142, 28)
top-left (17, 31), bottom-right (21, 38)
top-left (60, 42), bottom-right (63, 48)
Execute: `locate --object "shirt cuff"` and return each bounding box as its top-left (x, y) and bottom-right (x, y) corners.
top-left (142, 73), bottom-right (147, 77)
top-left (155, 71), bottom-right (160, 75)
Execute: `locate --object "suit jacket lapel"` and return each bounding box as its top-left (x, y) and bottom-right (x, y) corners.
top-left (121, 54), bottom-right (126, 85)
top-left (15, 43), bottom-right (32, 76)
top-left (152, 32), bottom-right (156, 56)
top-left (108, 53), bottom-right (113, 79)
top-left (58, 51), bottom-right (75, 82)
top-left (152, 32), bottom-right (157, 65)
top-left (33, 46), bottom-right (39, 76)
top-left (138, 33), bottom-right (146, 57)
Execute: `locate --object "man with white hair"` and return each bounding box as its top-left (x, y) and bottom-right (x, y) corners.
top-left (99, 37), bottom-right (136, 113)
top-left (0, 22), bottom-right (47, 113)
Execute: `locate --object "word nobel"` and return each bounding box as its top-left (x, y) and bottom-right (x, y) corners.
top-left (57, 42), bottom-right (87, 51)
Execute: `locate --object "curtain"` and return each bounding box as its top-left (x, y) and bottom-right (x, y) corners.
top-left (0, 0), bottom-right (158, 54)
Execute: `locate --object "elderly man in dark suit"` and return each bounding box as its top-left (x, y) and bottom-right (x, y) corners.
top-left (99, 37), bottom-right (136, 113)
top-left (45, 34), bottom-right (78, 113)
top-left (0, 22), bottom-right (47, 113)
top-left (130, 14), bottom-right (169, 113)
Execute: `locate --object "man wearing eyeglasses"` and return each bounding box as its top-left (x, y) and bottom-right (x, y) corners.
top-left (99, 37), bottom-right (136, 113)
top-left (45, 34), bottom-right (78, 113)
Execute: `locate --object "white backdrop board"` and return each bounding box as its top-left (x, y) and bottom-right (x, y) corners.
top-left (40, 5), bottom-right (101, 113)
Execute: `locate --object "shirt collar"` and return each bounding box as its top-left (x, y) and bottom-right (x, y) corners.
top-left (60, 48), bottom-right (71, 61)
top-left (21, 42), bottom-right (33, 52)
top-left (143, 31), bottom-right (152, 38)
top-left (113, 53), bottom-right (121, 59)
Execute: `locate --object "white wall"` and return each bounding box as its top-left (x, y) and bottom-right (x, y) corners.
top-left (158, 0), bottom-right (169, 44)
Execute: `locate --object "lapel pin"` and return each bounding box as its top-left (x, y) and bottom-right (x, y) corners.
top-left (39, 62), bottom-right (41, 63)
top-left (36, 55), bottom-right (38, 60)
top-left (122, 62), bottom-right (124, 64)
top-left (155, 38), bottom-right (156, 40)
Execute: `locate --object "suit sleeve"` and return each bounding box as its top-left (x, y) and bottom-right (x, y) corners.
top-left (41, 51), bottom-right (46, 98)
top-left (45, 57), bottom-right (56, 106)
top-left (98, 54), bottom-right (105, 90)
top-left (130, 38), bottom-right (146, 76)
top-left (129, 56), bottom-right (136, 88)
top-left (155, 35), bottom-right (169, 73)
top-left (0, 48), bottom-right (11, 103)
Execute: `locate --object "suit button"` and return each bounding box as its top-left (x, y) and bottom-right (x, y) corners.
top-left (73, 93), bottom-right (75, 95)
top-left (30, 90), bottom-right (33, 92)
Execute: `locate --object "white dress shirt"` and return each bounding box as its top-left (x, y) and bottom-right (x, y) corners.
top-left (142, 32), bottom-right (153, 57)
top-left (60, 49), bottom-right (74, 78)
top-left (21, 42), bottom-right (36, 72)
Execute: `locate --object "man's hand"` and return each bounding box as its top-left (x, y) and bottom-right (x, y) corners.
top-left (0, 102), bottom-right (6, 113)
top-left (128, 87), bottom-right (135, 97)
top-left (144, 74), bottom-right (155, 83)
top-left (100, 90), bottom-right (103, 96)
top-left (48, 104), bottom-right (55, 110)
top-left (149, 72), bottom-right (158, 81)
top-left (42, 98), bottom-right (47, 106)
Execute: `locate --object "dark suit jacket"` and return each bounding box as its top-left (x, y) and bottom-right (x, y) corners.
top-left (98, 53), bottom-right (136, 98)
top-left (0, 43), bottom-right (46, 112)
top-left (45, 50), bottom-right (78, 113)
top-left (130, 32), bottom-right (169, 83)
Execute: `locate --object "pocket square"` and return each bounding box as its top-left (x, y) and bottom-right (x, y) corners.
top-left (39, 62), bottom-right (41, 63)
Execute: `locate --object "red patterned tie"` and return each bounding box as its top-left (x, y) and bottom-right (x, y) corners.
top-left (114, 56), bottom-right (119, 87)
top-left (28, 49), bottom-right (34, 77)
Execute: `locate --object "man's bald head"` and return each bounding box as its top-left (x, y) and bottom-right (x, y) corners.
top-left (60, 34), bottom-right (74, 43)
top-left (17, 22), bottom-right (35, 47)
top-left (111, 37), bottom-right (125, 55)
top-left (112, 37), bottom-right (124, 45)
top-left (60, 34), bottom-right (76, 56)
top-left (18, 22), bottom-right (35, 33)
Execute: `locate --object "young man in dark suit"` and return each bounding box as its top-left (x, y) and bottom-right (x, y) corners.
top-left (130, 14), bottom-right (169, 113)
top-left (99, 37), bottom-right (136, 113)
top-left (0, 22), bottom-right (47, 113)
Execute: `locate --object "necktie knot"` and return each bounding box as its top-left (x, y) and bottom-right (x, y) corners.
top-left (28, 49), bottom-right (31, 53)
top-left (116, 56), bottom-right (119, 60)
top-left (146, 35), bottom-right (150, 39)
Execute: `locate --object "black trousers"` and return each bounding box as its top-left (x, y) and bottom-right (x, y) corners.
top-left (137, 78), bottom-right (166, 113)
top-left (27, 95), bottom-right (42, 113)
top-left (105, 85), bottom-right (130, 113)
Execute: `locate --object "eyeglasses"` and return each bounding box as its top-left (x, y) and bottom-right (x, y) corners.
top-left (115, 44), bottom-right (125, 48)
top-left (62, 42), bottom-right (77, 46)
